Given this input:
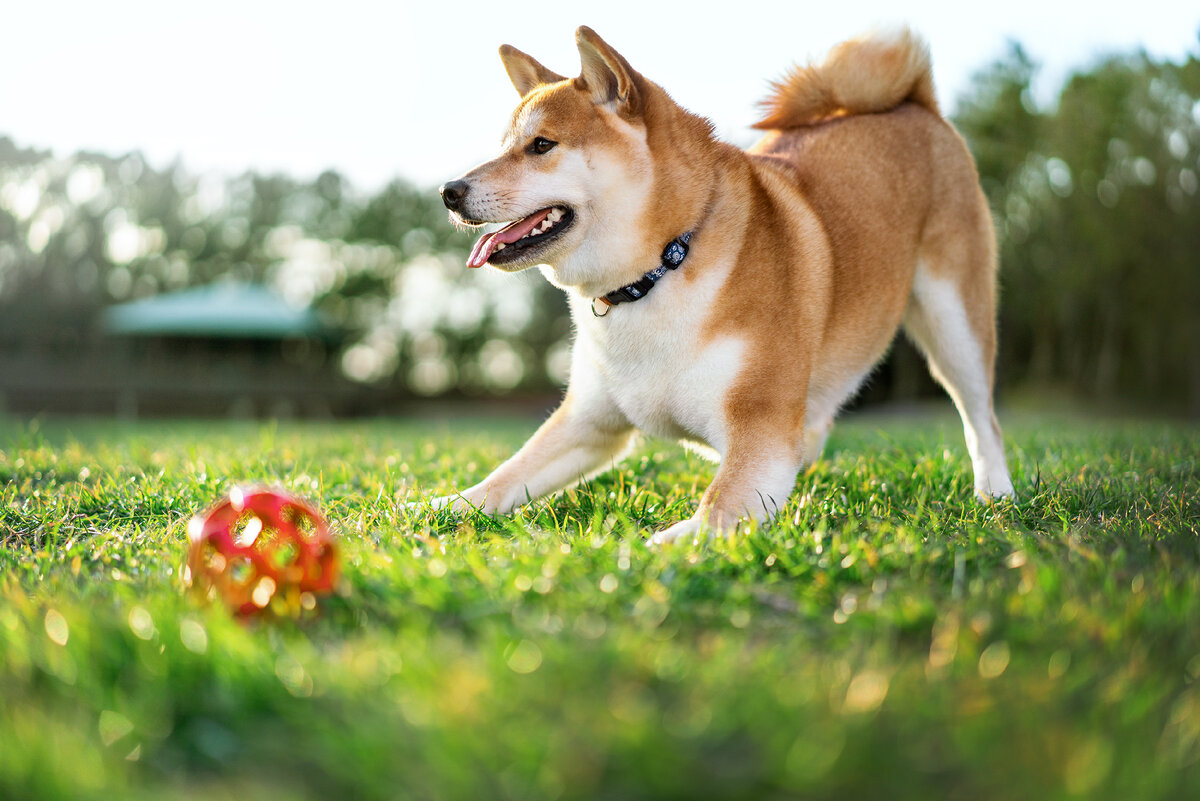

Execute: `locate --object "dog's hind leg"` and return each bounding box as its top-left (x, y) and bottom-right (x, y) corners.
top-left (903, 262), bottom-right (1014, 500)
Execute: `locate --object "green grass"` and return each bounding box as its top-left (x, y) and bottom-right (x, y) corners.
top-left (1, 411), bottom-right (1198, 800)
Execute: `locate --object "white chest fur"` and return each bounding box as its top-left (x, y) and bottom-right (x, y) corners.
top-left (566, 268), bottom-right (744, 457)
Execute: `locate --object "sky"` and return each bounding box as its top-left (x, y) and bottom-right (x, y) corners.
top-left (3, 1), bottom-right (1198, 191)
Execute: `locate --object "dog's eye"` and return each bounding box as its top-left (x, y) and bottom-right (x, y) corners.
top-left (528, 137), bottom-right (557, 155)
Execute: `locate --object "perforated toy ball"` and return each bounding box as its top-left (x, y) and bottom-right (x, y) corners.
top-left (185, 487), bottom-right (339, 616)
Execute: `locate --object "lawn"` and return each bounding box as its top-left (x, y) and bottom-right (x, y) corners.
top-left (1, 411), bottom-right (1198, 800)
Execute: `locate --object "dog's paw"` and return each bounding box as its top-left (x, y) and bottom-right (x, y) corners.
top-left (974, 477), bottom-right (1015, 504)
top-left (404, 493), bottom-right (472, 515)
top-left (648, 517), bottom-right (708, 546)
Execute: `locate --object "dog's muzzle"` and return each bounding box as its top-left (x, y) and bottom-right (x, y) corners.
top-left (440, 180), bottom-right (469, 212)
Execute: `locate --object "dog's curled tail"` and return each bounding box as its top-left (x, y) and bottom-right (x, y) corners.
top-left (753, 27), bottom-right (938, 130)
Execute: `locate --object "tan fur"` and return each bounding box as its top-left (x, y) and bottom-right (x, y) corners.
top-left (427, 26), bottom-right (1013, 542)
top-left (754, 28), bottom-right (939, 129)
top-left (500, 45), bottom-right (566, 97)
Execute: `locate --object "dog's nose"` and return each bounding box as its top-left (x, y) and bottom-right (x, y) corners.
top-left (440, 180), bottom-right (469, 212)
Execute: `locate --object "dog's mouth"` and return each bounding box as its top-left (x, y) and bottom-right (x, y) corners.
top-left (466, 206), bottom-right (575, 268)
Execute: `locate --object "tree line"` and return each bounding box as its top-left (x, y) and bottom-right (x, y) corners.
top-left (954, 42), bottom-right (1200, 414)
top-left (0, 39), bottom-right (1197, 412)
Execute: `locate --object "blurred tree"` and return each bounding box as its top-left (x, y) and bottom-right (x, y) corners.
top-left (954, 42), bottom-right (1043, 197)
top-left (0, 138), bottom-right (565, 401)
top-left (955, 43), bottom-right (1200, 413)
top-left (2, 35), bottom-right (1197, 413)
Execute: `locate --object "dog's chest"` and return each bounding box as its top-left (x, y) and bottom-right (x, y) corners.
top-left (579, 306), bottom-right (745, 452)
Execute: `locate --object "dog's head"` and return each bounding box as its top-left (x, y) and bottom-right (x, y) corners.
top-left (441, 27), bottom-right (713, 297)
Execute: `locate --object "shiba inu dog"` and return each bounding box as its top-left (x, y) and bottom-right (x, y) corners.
top-left (433, 26), bottom-right (1014, 543)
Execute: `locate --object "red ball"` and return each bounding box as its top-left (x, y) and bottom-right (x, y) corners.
top-left (186, 488), bottom-right (339, 616)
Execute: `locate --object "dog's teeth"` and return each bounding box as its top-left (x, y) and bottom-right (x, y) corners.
top-left (495, 243), bottom-right (506, 250)
top-left (548, 209), bottom-right (563, 222)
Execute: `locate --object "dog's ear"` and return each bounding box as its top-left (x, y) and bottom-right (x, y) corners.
top-left (574, 26), bottom-right (641, 116)
top-left (499, 45), bottom-right (566, 97)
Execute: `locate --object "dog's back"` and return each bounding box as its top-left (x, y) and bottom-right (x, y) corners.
top-left (715, 29), bottom-right (1010, 502)
top-left (751, 105), bottom-right (995, 361)
top-left (741, 31), bottom-right (997, 399)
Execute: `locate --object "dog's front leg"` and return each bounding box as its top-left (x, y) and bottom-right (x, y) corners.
top-left (651, 435), bottom-right (802, 545)
top-left (422, 394), bottom-right (635, 515)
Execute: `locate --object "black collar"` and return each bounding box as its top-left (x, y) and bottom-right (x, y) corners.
top-left (591, 232), bottom-right (694, 317)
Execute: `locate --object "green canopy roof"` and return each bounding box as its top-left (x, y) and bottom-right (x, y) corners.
top-left (104, 282), bottom-right (329, 339)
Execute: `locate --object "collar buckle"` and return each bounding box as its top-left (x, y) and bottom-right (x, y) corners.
top-left (592, 231), bottom-right (694, 316)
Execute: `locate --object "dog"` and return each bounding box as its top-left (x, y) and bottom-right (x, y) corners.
top-left (432, 26), bottom-right (1014, 543)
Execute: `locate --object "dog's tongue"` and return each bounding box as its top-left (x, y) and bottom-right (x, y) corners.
top-left (467, 208), bottom-right (553, 268)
